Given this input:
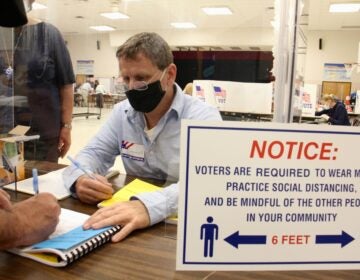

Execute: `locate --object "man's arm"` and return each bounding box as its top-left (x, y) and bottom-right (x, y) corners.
top-left (0, 193), bottom-right (61, 250)
top-left (62, 104), bottom-right (123, 197)
top-left (58, 84), bottom-right (74, 158)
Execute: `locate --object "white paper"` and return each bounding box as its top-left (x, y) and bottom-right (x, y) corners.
top-left (3, 168), bottom-right (71, 200)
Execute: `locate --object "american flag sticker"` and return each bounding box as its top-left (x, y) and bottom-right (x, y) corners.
top-left (213, 86), bottom-right (227, 103)
top-left (120, 141), bottom-right (145, 161)
top-left (195, 85), bottom-right (206, 102)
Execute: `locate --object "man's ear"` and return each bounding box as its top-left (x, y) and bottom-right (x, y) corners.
top-left (166, 63), bottom-right (177, 84)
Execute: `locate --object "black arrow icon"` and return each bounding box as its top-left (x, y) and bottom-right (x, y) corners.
top-left (224, 231), bottom-right (267, 248)
top-left (315, 231), bottom-right (354, 248)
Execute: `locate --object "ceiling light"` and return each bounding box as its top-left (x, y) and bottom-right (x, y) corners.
top-left (89, 25), bottom-right (115, 31)
top-left (202, 7), bottom-right (233, 15)
top-left (100, 12), bottom-right (129, 19)
top-left (171, 22), bottom-right (196, 29)
top-left (32, 2), bottom-right (47, 10)
top-left (329, 3), bottom-right (360, 13)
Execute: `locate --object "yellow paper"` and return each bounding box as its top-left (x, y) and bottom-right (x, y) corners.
top-left (98, 179), bottom-right (161, 208)
top-left (28, 252), bottom-right (59, 264)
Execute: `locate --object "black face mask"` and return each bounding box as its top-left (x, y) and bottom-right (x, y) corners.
top-left (125, 80), bottom-right (165, 113)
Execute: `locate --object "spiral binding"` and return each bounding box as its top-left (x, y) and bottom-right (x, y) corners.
top-left (64, 225), bottom-right (122, 264)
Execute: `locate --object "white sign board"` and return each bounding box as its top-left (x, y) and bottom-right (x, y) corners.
top-left (193, 80), bottom-right (272, 114)
top-left (323, 63), bottom-right (351, 81)
top-left (177, 120), bottom-right (360, 271)
top-left (76, 60), bottom-right (94, 75)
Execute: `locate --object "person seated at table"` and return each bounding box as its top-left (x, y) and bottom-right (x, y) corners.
top-left (315, 94), bottom-right (350, 126)
top-left (63, 32), bottom-right (221, 242)
top-left (0, 190), bottom-right (60, 250)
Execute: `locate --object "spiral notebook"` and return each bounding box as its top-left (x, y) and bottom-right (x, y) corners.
top-left (8, 208), bottom-right (121, 267)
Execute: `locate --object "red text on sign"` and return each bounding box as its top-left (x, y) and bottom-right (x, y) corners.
top-left (249, 140), bottom-right (336, 160)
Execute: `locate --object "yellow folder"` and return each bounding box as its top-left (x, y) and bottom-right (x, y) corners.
top-left (97, 179), bottom-right (177, 223)
top-left (98, 178), bottom-right (161, 208)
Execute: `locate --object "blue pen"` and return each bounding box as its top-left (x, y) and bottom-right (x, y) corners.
top-left (67, 155), bottom-right (98, 181)
top-left (32, 168), bottom-right (39, 195)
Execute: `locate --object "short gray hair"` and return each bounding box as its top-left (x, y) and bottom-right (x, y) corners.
top-left (116, 32), bottom-right (173, 70)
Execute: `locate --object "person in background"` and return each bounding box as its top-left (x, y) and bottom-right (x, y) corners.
top-left (79, 79), bottom-right (93, 107)
top-left (80, 79), bottom-right (93, 94)
top-left (13, 0), bottom-right (75, 162)
top-left (0, 190), bottom-right (60, 250)
top-left (63, 32), bottom-right (222, 242)
top-left (0, 0), bottom-right (61, 251)
top-left (94, 79), bottom-right (106, 108)
top-left (315, 94), bottom-right (350, 126)
top-left (183, 82), bottom-right (193, 95)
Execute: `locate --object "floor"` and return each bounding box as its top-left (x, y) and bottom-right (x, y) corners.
top-left (58, 107), bottom-right (126, 174)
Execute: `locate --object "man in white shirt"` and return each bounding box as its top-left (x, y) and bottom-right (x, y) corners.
top-left (63, 32), bottom-right (221, 242)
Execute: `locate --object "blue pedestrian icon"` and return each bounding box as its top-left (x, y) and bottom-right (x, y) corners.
top-left (200, 216), bottom-right (219, 257)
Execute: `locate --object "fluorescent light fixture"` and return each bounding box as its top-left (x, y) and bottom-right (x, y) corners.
top-left (32, 2), bottom-right (47, 10)
top-left (89, 25), bottom-right (115, 31)
top-left (171, 22), bottom-right (196, 29)
top-left (329, 3), bottom-right (360, 13)
top-left (100, 12), bottom-right (129, 19)
top-left (202, 7), bottom-right (232, 15)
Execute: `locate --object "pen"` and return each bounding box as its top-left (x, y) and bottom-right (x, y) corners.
top-left (105, 170), bottom-right (120, 180)
top-left (67, 155), bottom-right (98, 181)
top-left (2, 153), bottom-right (17, 198)
top-left (32, 168), bottom-right (39, 195)
top-left (14, 166), bottom-right (18, 198)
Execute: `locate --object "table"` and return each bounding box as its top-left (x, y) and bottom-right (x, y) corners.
top-left (220, 111), bottom-right (273, 122)
top-left (1, 163), bottom-right (360, 279)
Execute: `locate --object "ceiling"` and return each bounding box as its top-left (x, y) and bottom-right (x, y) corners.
top-left (31, 0), bottom-right (275, 35)
top-left (307, 0), bottom-right (360, 30)
top-left (29, 0), bottom-right (360, 35)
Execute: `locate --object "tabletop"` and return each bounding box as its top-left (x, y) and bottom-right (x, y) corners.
top-left (1, 162), bottom-right (359, 279)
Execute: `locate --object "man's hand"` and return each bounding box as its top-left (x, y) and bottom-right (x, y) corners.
top-left (75, 175), bottom-right (113, 204)
top-left (13, 193), bottom-right (61, 247)
top-left (83, 200), bottom-right (150, 242)
top-left (0, 189), bottom-right (11, 210)
top-left (58, 127), bottom-right (71, 158)
top-left (320, 114), bottom-right (330, 121)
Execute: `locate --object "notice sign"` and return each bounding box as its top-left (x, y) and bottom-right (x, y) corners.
top-left (176, 120), bottom-right (360, 271)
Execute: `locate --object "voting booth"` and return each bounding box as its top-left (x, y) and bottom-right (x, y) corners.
top-left (300, 84), bottom-right (319, 117)
top-left (193, 80), bottom-right (272, 114)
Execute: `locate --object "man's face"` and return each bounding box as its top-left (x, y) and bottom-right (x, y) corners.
top-left (119, 53), bottom-right (164, 92)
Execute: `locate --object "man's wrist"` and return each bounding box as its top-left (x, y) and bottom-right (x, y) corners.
top-left (61, 123), bottom-right (72, 129)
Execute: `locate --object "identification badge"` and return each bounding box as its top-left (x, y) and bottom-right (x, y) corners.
top-left (120, 140), bottom-right (145, 161)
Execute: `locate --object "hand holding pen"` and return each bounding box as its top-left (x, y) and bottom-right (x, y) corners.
top-left (32, 168), bottom-right (39, 195)
top-left (67, 156), bottom-right (113, 204)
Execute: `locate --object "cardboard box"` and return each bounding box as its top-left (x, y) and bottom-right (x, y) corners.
top-left (0, 126), bottom-right (30, 187)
